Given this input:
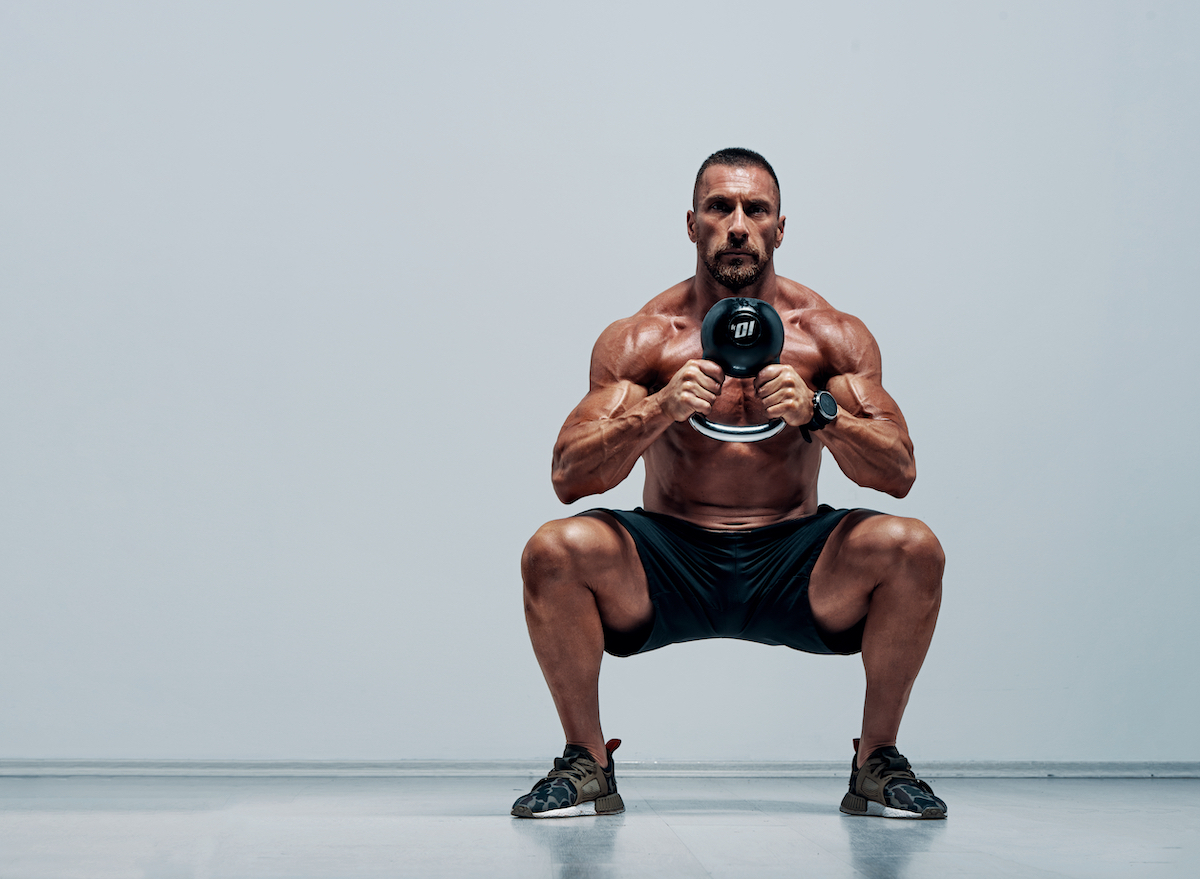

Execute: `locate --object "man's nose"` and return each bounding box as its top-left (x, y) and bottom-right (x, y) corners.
top-left (728, 206), bottom-right (749, 238)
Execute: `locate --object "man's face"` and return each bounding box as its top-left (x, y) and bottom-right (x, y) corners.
top-left (688, 165), bottom-right (785, 290)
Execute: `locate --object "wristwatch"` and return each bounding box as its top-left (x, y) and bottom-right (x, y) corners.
top-left (800, 390), bottom-right (838, 443)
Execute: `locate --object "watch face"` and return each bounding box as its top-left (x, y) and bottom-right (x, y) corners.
top-left (816, 392), bottom-right (838, 420)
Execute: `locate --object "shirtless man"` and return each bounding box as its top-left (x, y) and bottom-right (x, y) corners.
top-left (512, 148), bottom-right (947, 820)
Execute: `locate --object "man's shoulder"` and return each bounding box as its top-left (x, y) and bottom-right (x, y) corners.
top-left (636, 278), bottom-right (702, 319)
top-left (599, 279), bottom-right (699, 344)
top-left (773, 278), bottom-right (878, 371)
top-left (590, 280), bottom-right (699, 383)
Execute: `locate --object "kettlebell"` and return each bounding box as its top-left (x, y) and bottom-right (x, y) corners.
top-left (690, 298), bottom-right (787, 442)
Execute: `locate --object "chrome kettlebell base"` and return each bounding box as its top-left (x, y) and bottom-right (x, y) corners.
top-left (689, 414), bottom-right (787, 443)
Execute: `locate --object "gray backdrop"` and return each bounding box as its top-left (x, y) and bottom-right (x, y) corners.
top-left (2, 1), bottom-right (1197, 763)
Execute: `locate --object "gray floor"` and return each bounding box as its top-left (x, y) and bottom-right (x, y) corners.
top-left (0, 774), bottom-right (1194, 878)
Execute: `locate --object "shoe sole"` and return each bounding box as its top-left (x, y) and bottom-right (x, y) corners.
top-left (512, 793), bottom-right (625, 819)
top-left (840, 793), bottom-right (945, 820)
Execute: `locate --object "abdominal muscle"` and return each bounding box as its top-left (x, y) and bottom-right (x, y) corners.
top-left (641, 417), bottom-right (824, 530)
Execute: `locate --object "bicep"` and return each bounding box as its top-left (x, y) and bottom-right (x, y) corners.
top-left (561, 318), bottom-right (656, 429)
top-left (822, 319), bottom-right (908, 428)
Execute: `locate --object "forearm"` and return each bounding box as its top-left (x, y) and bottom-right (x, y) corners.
top-left (552, 393), bottom-right (675, 503)
top-left (819, 413), bottom-right (916, 498)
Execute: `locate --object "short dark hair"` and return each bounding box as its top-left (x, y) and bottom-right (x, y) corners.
top-left (693, 148), bottom-right (781, 210)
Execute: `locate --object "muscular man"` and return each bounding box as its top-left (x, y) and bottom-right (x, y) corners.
top-left (512, 148), bottom-right (946, 820)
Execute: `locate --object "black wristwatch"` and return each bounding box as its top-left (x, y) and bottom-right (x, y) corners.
top-left (800, 390), bottom-right (838, 443)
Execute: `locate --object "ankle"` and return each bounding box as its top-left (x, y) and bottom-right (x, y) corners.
top-left (567, 741), bottom-right (609, 765)
top-left (855, 737), bottom-right (896, 768)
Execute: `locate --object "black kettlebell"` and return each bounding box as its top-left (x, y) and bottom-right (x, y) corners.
top-left (690, 298), bottom-right (788, 443)
top-left (700, 297), bottom-right (784, 377)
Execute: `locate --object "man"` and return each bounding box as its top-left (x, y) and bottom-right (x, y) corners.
top-left (512, 148), bottom-right (946, 820)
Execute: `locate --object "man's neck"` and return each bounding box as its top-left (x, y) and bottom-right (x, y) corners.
top-left (692, 261), bottom-right (781, 305)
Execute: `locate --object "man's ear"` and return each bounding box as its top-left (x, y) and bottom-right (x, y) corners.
top-left (775, 214), bottom-right (786, 248)
top-left (687, 209), bottom-right (697, 243)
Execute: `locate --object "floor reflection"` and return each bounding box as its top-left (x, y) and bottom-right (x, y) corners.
top-left (510, 811), bottom-right (626, 879)
top-left (839, 813), bottom-right (945, 879)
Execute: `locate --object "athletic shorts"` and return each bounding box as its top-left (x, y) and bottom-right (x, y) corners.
top-left (586, 505), bottom-right (871, 658)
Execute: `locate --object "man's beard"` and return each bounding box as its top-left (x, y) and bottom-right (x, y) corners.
top-left (703, 246), bottom-right (768, 290)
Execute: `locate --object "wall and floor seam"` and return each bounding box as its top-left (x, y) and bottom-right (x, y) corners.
top-left (2, 760), bottom-right (1197, 778)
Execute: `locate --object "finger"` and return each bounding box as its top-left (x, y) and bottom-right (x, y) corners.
top-left (683, 376), bottom-right (719, 399)
top-left (758, 387), bottom-right (782, 407)
top-left (760, 392), bottom-right (798, 413)
top-left (758, 368), bottom-right (811, 400)
top-left (695, 372), bottom-right (724, 396)
top-left (754, 364), bottom-right (785, 386)
top-left (681, 390), bottom-right (714, 415)
top-left (762, 382), bottom-right (806, 408)
top-left (695, 359), bottom-right (726, 383)
top-left (757, 373), bottom-right (799, 399)
top-left (683, 371), bottom-right (720, 398)
top-left (755, 375), bottom-right (781, 397)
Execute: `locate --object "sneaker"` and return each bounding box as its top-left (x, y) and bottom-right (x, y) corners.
top-left (839, 739), bottom-right (947, 819)
top-left (511, 739), bottom-right (625, 818)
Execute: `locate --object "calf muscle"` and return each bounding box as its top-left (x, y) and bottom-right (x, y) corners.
top-left (521, 515), bottom-right (653, 763)
top-left (808, 513), bottom-right (945, 767)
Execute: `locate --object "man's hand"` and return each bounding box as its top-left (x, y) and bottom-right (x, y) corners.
top-left (656, 359), bottom-right (725, 422)
top-left (754, 364), bottom-right (817, 427)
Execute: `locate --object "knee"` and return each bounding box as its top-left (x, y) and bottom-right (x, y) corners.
top-left (521, 518), bottom-right (593, 594)
top-left (872, 517), bottom-right (945, 590)
top-left (901, 518), bottom-right (945, 573)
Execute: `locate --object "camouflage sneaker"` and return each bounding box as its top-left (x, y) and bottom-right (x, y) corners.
top-left (511, 739), bottom-right (625, 818)
top-left (840, 739), bottom-right (947, 819)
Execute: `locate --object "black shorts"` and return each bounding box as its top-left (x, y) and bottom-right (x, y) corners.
top-left (588, 505), bottom-right (870, 658)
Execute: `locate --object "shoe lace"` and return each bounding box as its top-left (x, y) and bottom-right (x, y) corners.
top-left (548, 754), bottom-right (594, 783)
top-left (871, 750), bottom-right (915, 780)
top-left (870, 750), bottom-right (936, 795)
top-left (530, 753), bottom-right (595, 791)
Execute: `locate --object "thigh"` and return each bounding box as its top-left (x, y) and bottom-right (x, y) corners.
top-left (562, 512), bottom-right (654, 635)
top-left (807, 510), bottom-right (901, 633)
